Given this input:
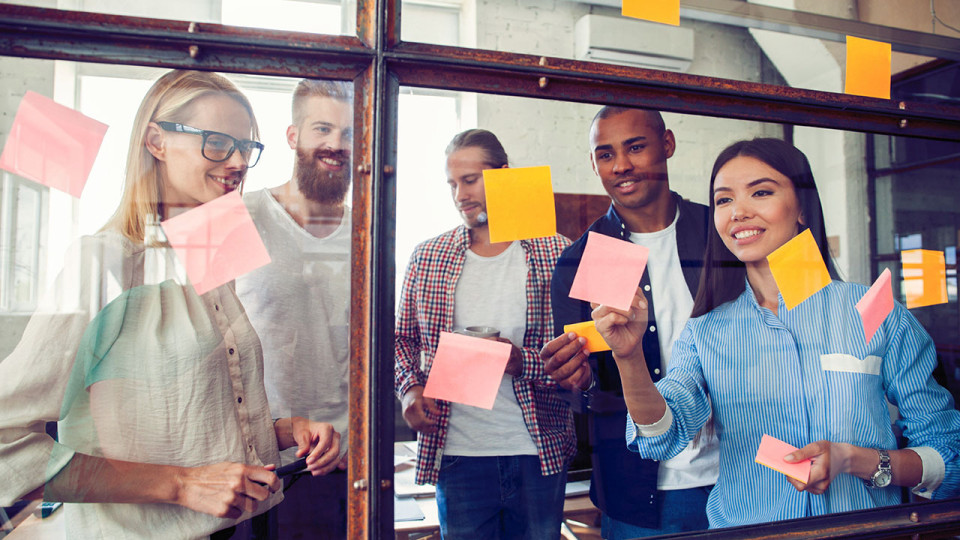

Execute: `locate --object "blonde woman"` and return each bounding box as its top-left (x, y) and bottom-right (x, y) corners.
top-left (0, 70), bottom-right (341, 539)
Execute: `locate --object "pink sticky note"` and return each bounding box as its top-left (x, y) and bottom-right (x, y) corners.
top-left (569, 232), bottom-right (649, 311)
top-left (422, 332), bottom-right (512, 410)
top-left (0, 91), bottom-right (108, 198)
top-left (856, 269), bottom-right (894, 344)
top-left (160, 191), bottom-right (271, 295)
top-left (755, 434), bottom-right (811, 484)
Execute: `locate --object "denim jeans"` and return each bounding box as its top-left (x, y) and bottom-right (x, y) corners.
top-left (435, 455), bottom-right (567, 540)
top-left (600, 485), bottom-right (712, 540)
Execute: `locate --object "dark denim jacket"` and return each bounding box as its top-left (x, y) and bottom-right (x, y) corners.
top-left (550, 192), bottom-right (708, 528)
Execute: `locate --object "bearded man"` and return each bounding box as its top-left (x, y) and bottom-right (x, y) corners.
top-left (237, 79), bottom-right (353, 540)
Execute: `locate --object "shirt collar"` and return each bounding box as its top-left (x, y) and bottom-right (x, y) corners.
top-left (605, 191), bottom-right (684, 239)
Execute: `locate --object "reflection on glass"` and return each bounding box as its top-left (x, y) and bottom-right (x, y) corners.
top-left (0, 65), bottom-right (353, 538)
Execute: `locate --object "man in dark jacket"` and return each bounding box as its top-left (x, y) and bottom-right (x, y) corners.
top-left (542, 106), bottom-right (718, 539)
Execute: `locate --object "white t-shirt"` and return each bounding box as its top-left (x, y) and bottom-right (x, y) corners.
top-left (443, 241), bottom-right (538, 456)
top-left (629, 211), bottom-right (719, 490)
top-left (236, 189), bottom-right (351, 464)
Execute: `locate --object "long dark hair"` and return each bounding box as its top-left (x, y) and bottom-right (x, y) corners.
top-left (690, 138), bottom-right (839, 318)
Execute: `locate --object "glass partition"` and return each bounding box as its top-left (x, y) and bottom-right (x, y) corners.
top-left (0, 58), bottom-right (356, 538)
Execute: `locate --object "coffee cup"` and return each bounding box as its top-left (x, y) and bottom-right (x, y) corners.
top-left (456, 326), bottom-right (500, 338)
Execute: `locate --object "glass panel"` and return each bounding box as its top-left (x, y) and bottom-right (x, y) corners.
top-left (393, 88), bottom-right (960, 537)
top-left (4, 0), bottom-right (355, 37)
top-left (0, 58), bottom-right (356, 538)
top-left (400, 0), bottom-right (960, 97)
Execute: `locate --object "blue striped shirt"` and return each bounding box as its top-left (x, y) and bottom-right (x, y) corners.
top-left (627, 280), bottom-right (960, 528)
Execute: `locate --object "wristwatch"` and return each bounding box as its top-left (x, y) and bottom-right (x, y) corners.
top-left (864, 449), bottom-right (892, 488)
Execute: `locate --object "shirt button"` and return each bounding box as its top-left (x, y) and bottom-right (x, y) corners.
top-left (229, 348), bottom-right (235, 355)
top-left (215, 304), bottom-right (220, 311)
top-left (237, 396), bottom-right (242, 403)
top-left (643, 285), bottom-right (651, 292)
top-left (649, 325), bottom-right (656, 333)
top-left (654, 368), bottom-right (660, 375)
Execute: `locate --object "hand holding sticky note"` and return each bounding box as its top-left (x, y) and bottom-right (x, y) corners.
top-left (423, 332), bottom-right (512, 409)
top-left (483, 166), bottom-right (557, 243)
top-left (563, 321), bottom-right (611, 353)
top-left (569, 232), bottom-right (649, 312)
top-left (755, 434), bottom-right (811, 484)
top-left (160, 191), bottom-right (271, 295)
top-left (0, 91), bottom-right (108, 198)
top-left (766, 229), bottom-right (831, 310)
top-left (856, 268), bottom-right (894, 344)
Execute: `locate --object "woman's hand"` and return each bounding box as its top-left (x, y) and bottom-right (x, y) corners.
top-left (173, 462), bottom-right (280, 519)
top-left (591, 287), bottom-right (649, 360)
top-left (291, 418), bottom-right (342, 476)
top-left (784, 440), bottom-right (852, 495)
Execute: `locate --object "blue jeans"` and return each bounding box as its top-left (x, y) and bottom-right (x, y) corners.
top-left (601, 486), bottom-right (712, 539)
top-left (436, 455), bottom-right (567, 540)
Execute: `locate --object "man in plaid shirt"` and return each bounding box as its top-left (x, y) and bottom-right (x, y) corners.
top-left (395, 129), bottom-right (576, 539)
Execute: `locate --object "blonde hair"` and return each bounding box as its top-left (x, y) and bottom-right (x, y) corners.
top-left (291, 79), bottom-right (352, 127)
top-left (102, 70), bottom-right (259, 243)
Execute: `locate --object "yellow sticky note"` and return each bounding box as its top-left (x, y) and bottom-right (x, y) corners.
top-left (901, 249), bottom-right (947, 309)
top-left (483, 166), bottom-right (556, 243)
top-left (844, 36), bottom-right (891, 99)
top-left (622, 0), bottom-right (679, 26)
top-left (766, 229), bottom-right (832, 310)
top-left (563, 320), bottom-right (611, 353)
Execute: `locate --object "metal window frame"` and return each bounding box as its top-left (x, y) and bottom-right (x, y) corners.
top-left (2, 1), bottom-right (960, 537)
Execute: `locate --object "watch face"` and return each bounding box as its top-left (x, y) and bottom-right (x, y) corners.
top-left (873, 470), bottom-right (893, 488)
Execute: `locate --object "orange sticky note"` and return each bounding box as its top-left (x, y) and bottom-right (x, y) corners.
top-left (569, 232), bottom-right (649, 312)
top-left (844, 36), bottom-right (891, 99)
top-left (766, 229), bottom-right (831, 310)
top-left (856, 268), bottom-right (894, 344)
top-left (622, 0), bottom-right (679, 26)
top-left (423, 332), bottom-right (512, 409)
top-left (755, 434), bottom-right (811, 484)
top-left (483, 166), bottom-right (556, 243)
top-left (563, 320), bottom-right (611, 353)
top-left (0, 91), bottom-right (108, 198)
top-left (160, 191), bottom-right (272, 295)
top-left (901, 249), bottom-right (947, 309)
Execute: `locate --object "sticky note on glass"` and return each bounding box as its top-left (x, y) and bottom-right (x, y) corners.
top-left (160, 191), bottom-right (271, 295)
top-left (622, 0), bottom-right (679, 26)
top-left (767, 229), bottom-right (831, 310)
top-left (422, 332), bottom-right (512, 409)
top-left (755, 434), bottom-right (810, 484)
top-left (0, 91), bottom-right (108, 198)
top-left (856, 268), bottom-right (894, 344)
top-left (901, 249), bottom-right (947, 309)
top-left (569, 232), bottom-right (649, 312)
top-left (483, 166), bottom-right (556, 243)
top-left (844, 36), bottom-right (891, 99)
top-left (563, 320), bottom-right (611, 353)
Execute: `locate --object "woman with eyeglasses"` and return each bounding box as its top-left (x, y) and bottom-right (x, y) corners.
top-left (0, 70), bottom-right (340, 538)
top-left (591, 138), bottom-right (960, 528)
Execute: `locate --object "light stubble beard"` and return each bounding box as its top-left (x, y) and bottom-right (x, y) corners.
top-left (294, 146), bottom-right (352, 205)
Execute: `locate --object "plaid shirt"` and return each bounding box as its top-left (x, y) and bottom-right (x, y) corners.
top-left (395, 225), bottom-right (576, 485)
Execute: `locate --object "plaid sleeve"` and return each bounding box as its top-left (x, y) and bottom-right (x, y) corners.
top-left (395, 248), bottom-right (425, 399)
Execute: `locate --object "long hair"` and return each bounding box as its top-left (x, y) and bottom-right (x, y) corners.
top-left (101, 70), bottom-right (259, 243)
top-left (444, 129), bottom-right (509, 169)
top-left (690, 138), bottom-right (838, 318)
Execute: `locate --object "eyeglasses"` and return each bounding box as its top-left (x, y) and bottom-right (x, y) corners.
top-left (156, 121), bottom-right (264, 167)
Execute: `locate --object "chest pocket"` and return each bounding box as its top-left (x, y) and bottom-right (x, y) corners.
top-left (820, 353), bottom-right (889, 442)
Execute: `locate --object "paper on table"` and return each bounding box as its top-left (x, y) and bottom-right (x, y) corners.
top-left (160, 191), bottom-right (271, 295)
top-left (856, 268), bottom-right (894, 344)
top-left (483, 166), bottom-right (556, 243)
top-left (422, 332), bottom-right (512, 410)
top-left (569, 231), bottom-right (649, 312)
top-left (844, 36), bottom-right (891, 100)
top-left (0, 91), bottom-right (108, 198)
top-left (621, 0), bottom-right (679, 26)
top-left (901, 249), bottom-right (948, 309)
top-left (755, 434), bottom-right (811, 484)
top-left (563, 320), bottom-right (611, 353)
top-left (766, 229), bottom-right (831, 310)
top-left (394, 495), bottom-right (425, 522)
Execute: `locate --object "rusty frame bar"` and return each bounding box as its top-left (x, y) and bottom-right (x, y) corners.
top-left (0, 4), bottom-right (372, 78)
top-left (386, 42), bottom-right (960, 142)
